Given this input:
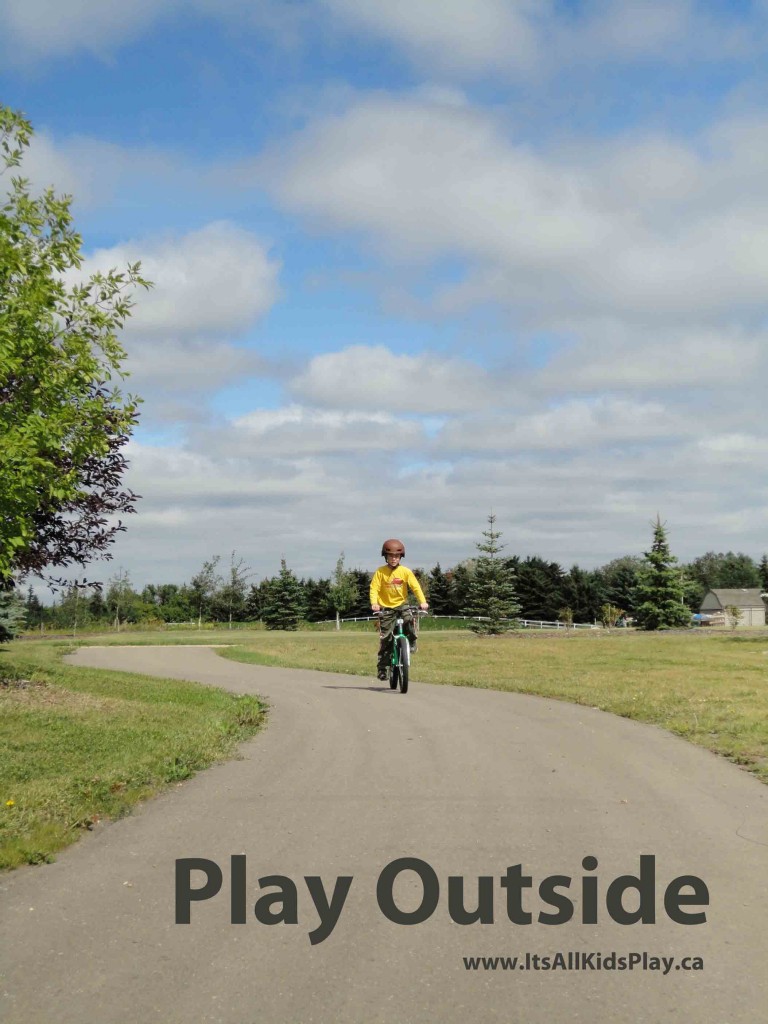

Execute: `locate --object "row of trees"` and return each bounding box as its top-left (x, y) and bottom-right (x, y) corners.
top-left (450, 515), bottom-right (767, 635)
top-left (23, 525), bottom-right (768, 634)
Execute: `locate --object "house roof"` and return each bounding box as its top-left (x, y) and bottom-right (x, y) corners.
top-left (703, 588), bottom-right (765, 608)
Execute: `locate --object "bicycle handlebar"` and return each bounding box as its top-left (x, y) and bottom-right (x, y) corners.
top-left (372, 608), bottom-right (429, 615)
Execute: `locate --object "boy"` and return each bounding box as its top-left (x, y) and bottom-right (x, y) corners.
top-left (370, 538), bottom-right (428, 681)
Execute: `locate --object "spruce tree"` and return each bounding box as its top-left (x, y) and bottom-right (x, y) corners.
top-left (759, 554), bottom-right (768, 593)
top-left (428, 563), bottom-right (455, 616)
top-left (262, 559), bottom-right (306, 630)
top-left (450, 562), bottom-right (474, 616)
top-left (464, 515), bottom-right (521, 635)
top-left (0, 586), bottom-right (25, 642)
top-left (634, 517), bottom-right (691, 630)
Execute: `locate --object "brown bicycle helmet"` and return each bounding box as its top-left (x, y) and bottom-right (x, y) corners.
top-left (381, 538), bottom-right (405, 557)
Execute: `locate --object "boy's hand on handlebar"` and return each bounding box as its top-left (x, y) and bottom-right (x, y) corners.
top-left (420, 603), bottom-right (429, 611)
top-left (371, 604), bottom-right (381, 612)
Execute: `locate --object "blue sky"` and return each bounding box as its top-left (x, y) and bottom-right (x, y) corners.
top-left (2, 0), bottom-right (768, 591)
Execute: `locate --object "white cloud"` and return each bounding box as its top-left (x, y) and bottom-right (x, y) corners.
top-left (79, 222), bottom-right (281, 339)
top-left (322, 0), bottom-right (543, 76)
top-left (320, 0), bottom-right (761, 78)
top-left (538, 328), bottom-right (766, 392)
top-left (123, 338), bottom-right (264, 402)
top-left (436, 396), bottom-right (692, 452)
top-left (253, 94), bottom-right (768, 322)
top-left (697, 433), bottom-right (768, 466)
top-left (289, 344), bottom-right (508, 414)
top-left (227, 405), bottom-right (425, 455)
top-left (0, 0), bottom-right (180, 62)
top-left (2, 0), bottom-right (761, 72)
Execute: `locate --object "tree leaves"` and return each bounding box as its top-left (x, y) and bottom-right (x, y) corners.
top-left (1, 105), bottom-right (151, 586)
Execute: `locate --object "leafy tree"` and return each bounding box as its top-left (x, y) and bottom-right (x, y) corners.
top-left (685, 551), bottom-right (760, 609)
top-left (600, 603), bottom-right (624, 629)
top-left (464, 515), bottom-right (521, 635)
top-left (558, 606), bottom-right (574, 632)
top-left (329, 552), bottom-right (359, 629)
top-left (211, 551), bottom-right (254, 628)
top-left (189, 556), bottom-right (222, 628)
top-left (105, 568), bottom-right (137, 630)
top-left (724, 604), bottom-right (742, 631)
top-left (1, 105), bottom-right (149, 585)
top-left (634, 517), bottom-right (691, 630)
top-left (262, 559), bottom-right (306, 630)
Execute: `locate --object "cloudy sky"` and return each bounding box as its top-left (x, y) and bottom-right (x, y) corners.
top-left (2, 0), bottom-right (768, 591)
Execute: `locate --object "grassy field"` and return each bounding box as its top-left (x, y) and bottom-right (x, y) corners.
top-left (213, 626), bottom-right (768, 783)
top-left (0, 640), bottom-right (265, 870)
top-left (3, 625), bottom-right (767, 870)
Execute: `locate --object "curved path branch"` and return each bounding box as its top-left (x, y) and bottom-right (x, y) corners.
top-left (1, 646), bottom-right (767, 1023)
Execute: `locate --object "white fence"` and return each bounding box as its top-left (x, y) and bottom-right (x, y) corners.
top-left (325, 613), bottom-right (600, 630)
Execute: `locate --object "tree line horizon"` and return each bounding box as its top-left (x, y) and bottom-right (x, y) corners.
top-left (23, 520), bottom-right (768, 633)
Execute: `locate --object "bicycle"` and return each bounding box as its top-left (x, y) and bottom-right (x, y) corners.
top-left (376, 608), bottom-right (427, 694)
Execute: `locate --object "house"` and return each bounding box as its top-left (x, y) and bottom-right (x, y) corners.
top-left (699, 589), bottom-right (766, 628)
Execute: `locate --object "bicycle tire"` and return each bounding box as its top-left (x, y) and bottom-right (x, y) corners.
top-left (398, 636), bottom-right (409, 694)
top-left (389, 663), bottom-right (398, 689)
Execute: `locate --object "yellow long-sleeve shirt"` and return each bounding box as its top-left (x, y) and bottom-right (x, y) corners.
top-left (369, 564), bottom-right (426, 608)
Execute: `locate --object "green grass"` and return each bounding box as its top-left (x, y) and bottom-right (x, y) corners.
top-left (4, 624), bottom-right (767, 869)
top-left (213, 627), bottom-right (768, 783)
top-left (0, 641), bottom-right (265, 870)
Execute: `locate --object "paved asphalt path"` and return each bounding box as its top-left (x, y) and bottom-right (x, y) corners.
top-left (1, 645), bottom-right (767, 1024)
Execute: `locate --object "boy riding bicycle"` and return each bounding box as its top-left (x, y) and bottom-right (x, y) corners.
top-left (370, 538), bottom-right (428, 680)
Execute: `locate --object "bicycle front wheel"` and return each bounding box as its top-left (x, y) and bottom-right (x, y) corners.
top-left (397, 636), bottom-right (410, 694)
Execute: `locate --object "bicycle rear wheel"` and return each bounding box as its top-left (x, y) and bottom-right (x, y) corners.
top-left (397, 636), bottom-right (409, 694)
top-left (389, 663), bottom-right (398, 689)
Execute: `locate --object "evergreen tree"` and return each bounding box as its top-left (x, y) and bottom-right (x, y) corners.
top-left (262, 559), bottom-right (306, 630)
top-left (244, 582), bottom-right (264, 622)
top-left (562, 565), bottom-right (604, 623)
top-left (350, 568), bottom-right (373, 617)
top-left (0, 586), bottom-right (25, 642)
top-left (464, 515), bottom-right (521, 635)
top-left (427, 563), bottom-right (455, 616)
top-left (303, 577), bottom-right (335, 622)
top-left (634, 517), bottom-right (691, 630)
top-left (451, 561), bottom-right (474, 615)
top-left (760, 555), bottom-right (768, 593)
top-left (24, 586), bottom-right (44, 629)
top-left (510, 555), bottom-right (567, 621)
top-left (596, 556), bottom-right (643, 616)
